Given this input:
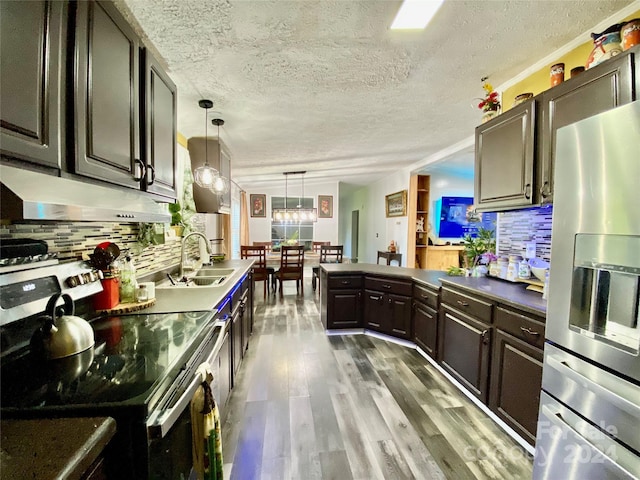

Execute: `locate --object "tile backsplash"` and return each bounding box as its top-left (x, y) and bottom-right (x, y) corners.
top-left (0, 221), bottom-right (187, 276)
top-left (497, 205), bottom-right (553, 261)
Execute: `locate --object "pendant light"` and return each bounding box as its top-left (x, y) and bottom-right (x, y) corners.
top-left (193, 99), bottom-right (220, 188)
top-left (209, 118), bottom-right (230, 195)
top-left (271, 171), bottom-right (317, 223)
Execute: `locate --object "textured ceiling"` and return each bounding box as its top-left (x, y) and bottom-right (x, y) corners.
top-left (117, 0), bottom-right (634, 189)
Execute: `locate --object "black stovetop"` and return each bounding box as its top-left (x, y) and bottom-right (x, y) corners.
top-left (1, 310), bottom-right (216, 412)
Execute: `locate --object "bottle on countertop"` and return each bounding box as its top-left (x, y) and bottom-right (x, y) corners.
top-left (542, 269), bottom-right (550, 300)
top-left (518, 257), bottom-right (531, 279)
top-left (119, 255), bottom-right (138, 304)
top-left (507, 255), bottom-right (521, 282)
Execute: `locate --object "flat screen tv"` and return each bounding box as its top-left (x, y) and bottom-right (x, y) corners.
top-left (436, 196), bottom-right (496, 240)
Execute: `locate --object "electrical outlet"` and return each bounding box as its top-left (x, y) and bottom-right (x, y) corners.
top-left (525, 241), bottom-right (536, 259)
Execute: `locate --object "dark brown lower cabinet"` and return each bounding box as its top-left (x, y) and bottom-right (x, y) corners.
top-left (413, 302), bottom-right (438, 358)
top-left (363, 290), bottom-right (412, 339)
top-left (327, 289), bottom-right (362, 328)
top-left (490, 329), bottom-right (543, 446)
top-left (439, 305), bottom-right (491, 403)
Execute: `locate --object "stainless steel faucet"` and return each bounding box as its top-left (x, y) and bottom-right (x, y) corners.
top-left (180, 231), bottom-right (212, 278)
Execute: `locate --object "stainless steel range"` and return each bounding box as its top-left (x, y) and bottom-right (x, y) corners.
top-left (533, 102), bottom-right (640, 478)
top-left (0, 260), bottom-right (225, 479)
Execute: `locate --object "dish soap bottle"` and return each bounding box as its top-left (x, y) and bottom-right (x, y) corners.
top-left (119, 255), bottom-right (137, 303)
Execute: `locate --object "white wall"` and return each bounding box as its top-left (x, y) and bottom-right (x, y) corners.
top-left (338, 185), bottom-right (368, 262)
top-left (339, 169), bottom-right (412, 266)
top-left (246, 180), bottom-right (339, 245)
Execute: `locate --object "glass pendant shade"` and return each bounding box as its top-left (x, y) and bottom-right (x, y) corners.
top-left (210, 174), bottom-right (230, 194)
top-left (194, 164), bottom-right (219, 188)
top-left (194, 99), bottom-right (218, 188)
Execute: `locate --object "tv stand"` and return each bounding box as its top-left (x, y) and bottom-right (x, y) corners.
top-left (425, 245), bottom-right (463, 271)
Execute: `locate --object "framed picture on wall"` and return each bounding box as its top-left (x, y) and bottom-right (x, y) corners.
top-left (318, 195), bottom-right (333, 218)
top-left (385, 190), bottom-right (407, 217)
top-left (250, 194), bottom-right (266, 217)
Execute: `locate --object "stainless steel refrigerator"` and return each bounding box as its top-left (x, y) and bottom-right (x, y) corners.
top-left (533, 101), bottom-right (640, 479)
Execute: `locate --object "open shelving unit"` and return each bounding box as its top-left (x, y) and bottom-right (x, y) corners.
top-left (407, 174), bottom-right (430, 268)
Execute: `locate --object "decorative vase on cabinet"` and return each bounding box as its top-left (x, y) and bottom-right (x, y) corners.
top-left (482, 109), bottom-right (500, 123)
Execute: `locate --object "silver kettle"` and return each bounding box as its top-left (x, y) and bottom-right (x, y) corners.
top-left (31, 293), bottom-right (95, 360)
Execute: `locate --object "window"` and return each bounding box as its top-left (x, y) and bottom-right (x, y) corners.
top-left (271, 196), bottom-right (314, 250)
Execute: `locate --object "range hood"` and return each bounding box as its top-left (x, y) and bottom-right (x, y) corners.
top-left (1, 165), bottom-right (170, 223)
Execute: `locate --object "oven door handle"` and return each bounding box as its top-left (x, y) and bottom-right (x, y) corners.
top-left (146, 329), bottom-right (225, 438)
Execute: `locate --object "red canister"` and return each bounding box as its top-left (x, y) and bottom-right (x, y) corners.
top-left (621, 19), bottom-right (640, 51)
top-left (550, 63), bottom-right (565, 87)
top-left (93, 277), bottom-right (120, 310)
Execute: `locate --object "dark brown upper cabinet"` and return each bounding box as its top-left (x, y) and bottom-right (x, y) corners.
top-left (0, 1), bottom-right (66, 169)
top-left (73, 0), bottom-right (143, 189)
top-left (539, 48), bottom-right (637, 204)
top-left (142, 49), bottom-right (178, 199)
top-left (474, 98), bottom-right (537, 212)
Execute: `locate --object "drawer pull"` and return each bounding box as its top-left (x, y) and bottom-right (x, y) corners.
top-left (421, 294), bottom-right (431, 299)
top-left (341, 280), bottom-right (350, 285)
top-left (370, 295), bottom-right (382, 301)
top-left (382, 284), bottom-right (391, 289)
top-left (520, 327), bottom-right (540, 336)
top-left (456, 300), bottom-right (469, 307)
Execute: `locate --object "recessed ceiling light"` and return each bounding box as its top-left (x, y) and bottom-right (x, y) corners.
top-left (390, 0), bottom-right (444, 30)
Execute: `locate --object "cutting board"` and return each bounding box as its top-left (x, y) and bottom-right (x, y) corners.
top-left (96, 298), bottom-right (155, 314)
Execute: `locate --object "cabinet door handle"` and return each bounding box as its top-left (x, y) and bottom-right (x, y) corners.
top-left (540, 181), bottom-right (550, 198)
top-left (382, 284), bottom-right (391, 289)
top-left (146, 164), bottom-right (156, 185)
top-left (388, 297), bottom-right (392, 305)
top-left (524, 183), bottom-right (532, 200)
top-left (456, 300), bottom-right (469, 307)
top-left (520, 326), bottom-right (540, 336)
top-left (133, 158), bottom-right (146, 182)
top-left (481, 329), bottom-right (490, 345)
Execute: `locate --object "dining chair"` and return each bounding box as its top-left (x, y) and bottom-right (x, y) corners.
top-left (275, 245), bottom-right (304, 298)
top-left (312, 245), bottom-right (344, 292)
top-left (312, 241), bottom-right (330, 254)
top-left (252, 241), bottom-right (276, 289)
top-left (241, 245), bottom-right (269, 299)
top-left (252, 241), bottom-right (273, 253)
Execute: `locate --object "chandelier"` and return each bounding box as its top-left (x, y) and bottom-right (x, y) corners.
top-left (193, 100), bottom-right (229, 194)
top-left (271, 171), bottom-right (317, 223)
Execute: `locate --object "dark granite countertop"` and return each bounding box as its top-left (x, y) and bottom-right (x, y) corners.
top-left (1, 416), bottom-right (116, 480)
top-left (321, 263), bottom-right (447, 290)
top-left (321, 263), bottom-right (547, 317)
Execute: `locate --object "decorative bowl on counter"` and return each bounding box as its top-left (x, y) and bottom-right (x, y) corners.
top-left (529, 258), bottom-right (550, 282)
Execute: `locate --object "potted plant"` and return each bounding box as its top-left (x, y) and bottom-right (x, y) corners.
top-left (462, 227), bottom-right (496, 276)
top-left (169, 202), bottom-right (185, 237)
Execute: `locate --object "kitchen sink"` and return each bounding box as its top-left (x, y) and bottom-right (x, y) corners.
top-left (194, 268), bottom-right (236, 277)
top-left (156, 274), bottom-right (231, 289)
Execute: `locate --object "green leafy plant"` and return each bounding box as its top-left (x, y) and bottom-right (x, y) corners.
top-left (169, 201), bottom-right (184, 227)
top-left (285, 229), bottom-right (299, 246)
top-left (462, 227), bottom-right (496, 268)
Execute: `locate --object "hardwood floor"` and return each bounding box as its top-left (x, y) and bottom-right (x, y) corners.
top-left (221, 281), bottom-right (533, 479)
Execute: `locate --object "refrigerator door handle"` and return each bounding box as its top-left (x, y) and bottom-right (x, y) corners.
top-left (538, 403), bottom-right (639, 479)
top-left (546, 354), bottom-right (640, 418)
